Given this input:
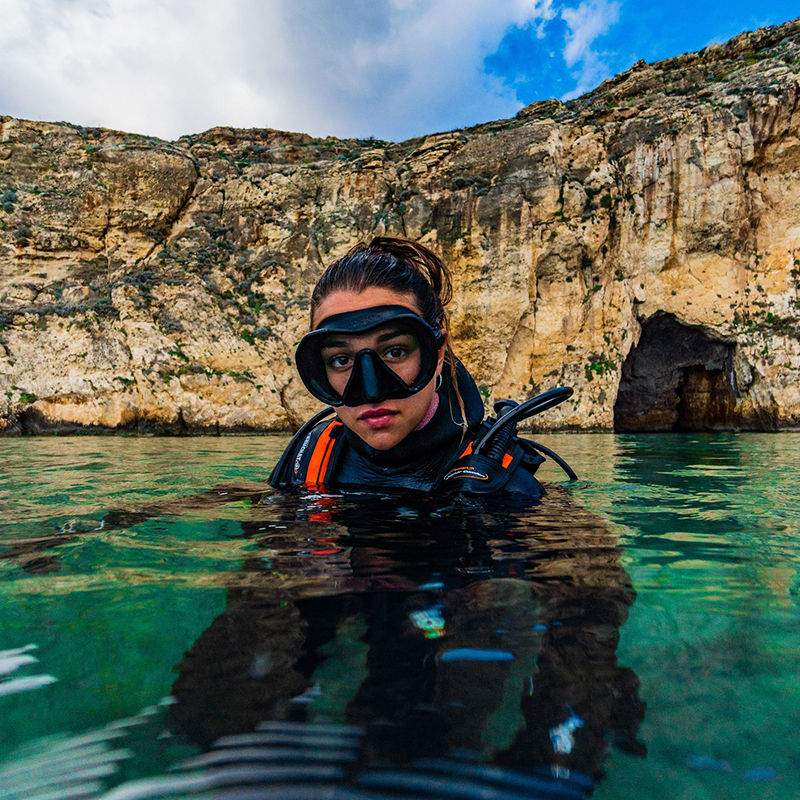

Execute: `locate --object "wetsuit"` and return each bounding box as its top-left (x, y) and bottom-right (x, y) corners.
top-left (270, 361), bottom-right (546, 498)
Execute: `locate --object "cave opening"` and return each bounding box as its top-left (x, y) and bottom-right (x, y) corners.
top-left (614, 313), bottom-right (739, 432)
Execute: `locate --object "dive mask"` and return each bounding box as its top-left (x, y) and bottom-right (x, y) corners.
top-left (296, 305), bottom-right (444, 407)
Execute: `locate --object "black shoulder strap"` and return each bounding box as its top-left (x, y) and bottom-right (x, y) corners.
top-left (269, 407), bottom-right (335, 488)
top-left (298, 418), bottom-right (345, 489)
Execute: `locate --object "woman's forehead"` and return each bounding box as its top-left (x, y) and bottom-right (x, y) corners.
top-left (313, 287), bottom-right (421, 327)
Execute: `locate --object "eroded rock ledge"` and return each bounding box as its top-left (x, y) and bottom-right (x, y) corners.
top-left (3, 18), bottom-right (800, 433)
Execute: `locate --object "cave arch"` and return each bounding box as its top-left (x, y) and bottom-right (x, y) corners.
top-left (614, 313), bottom-right (739, 432)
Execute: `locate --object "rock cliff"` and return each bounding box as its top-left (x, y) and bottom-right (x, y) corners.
top-left (3, 18), bottom-right (800, 433)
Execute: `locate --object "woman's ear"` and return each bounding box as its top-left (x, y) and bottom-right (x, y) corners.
top-left (437, 329), bottom-right (448, 371)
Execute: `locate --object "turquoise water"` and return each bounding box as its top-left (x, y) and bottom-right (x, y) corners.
top-left (1, 434), bottom-right (799, 798)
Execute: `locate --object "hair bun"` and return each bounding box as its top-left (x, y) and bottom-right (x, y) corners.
top-left (366, 237), bottom-right (453, 308)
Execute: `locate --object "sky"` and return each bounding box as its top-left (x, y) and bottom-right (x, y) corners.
top-left (0, 0), bottom-right (796, 142)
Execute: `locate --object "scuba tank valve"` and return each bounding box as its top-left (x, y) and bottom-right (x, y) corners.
top-left (441, 387), bottom-right (577, 496)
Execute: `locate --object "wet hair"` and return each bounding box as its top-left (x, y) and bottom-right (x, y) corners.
top-left (310, 237), bottom-right (451, 329)
top-left (310, 236), bottom-right (466, 424)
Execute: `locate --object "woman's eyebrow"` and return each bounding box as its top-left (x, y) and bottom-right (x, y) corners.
top-left (321, 328), bottom-right (412, 351)
top-left (321, 337), bottom-right (349, 351)
top-left (375, 327), bottom-right (412, 343)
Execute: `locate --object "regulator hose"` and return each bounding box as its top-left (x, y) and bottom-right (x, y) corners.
top-left (523, 439), bottom-right (578, 481)
top-left (472, 387), bottom-right (577, 480)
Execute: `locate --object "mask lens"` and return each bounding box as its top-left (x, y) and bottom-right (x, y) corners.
top-left (321, 322), bottom-right (422, 396)
top-left (295, 305), bottom-right (441, 406)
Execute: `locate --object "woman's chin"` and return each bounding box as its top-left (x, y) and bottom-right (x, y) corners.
top-left (357, 425), bottom-right (406, 451)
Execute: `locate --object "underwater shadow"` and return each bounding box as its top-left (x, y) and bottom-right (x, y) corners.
top-left (164, 490), bottom-right (645, 798)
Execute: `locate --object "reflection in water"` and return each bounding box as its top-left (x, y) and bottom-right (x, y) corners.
top-left (0, 702), bottom-right (169, 800)
top-left (4, 433), bottom-right (800, 797)
top-left (0, 432), bottom-right (645, 799)
top-left (161, 490), bottom-right (644, 797)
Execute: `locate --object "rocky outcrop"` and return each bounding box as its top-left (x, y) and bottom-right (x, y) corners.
top-left (3, 18), bottom-right (800, 433)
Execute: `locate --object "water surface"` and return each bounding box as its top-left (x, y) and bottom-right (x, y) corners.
top-left (1, 434), bottom-right (798, 799)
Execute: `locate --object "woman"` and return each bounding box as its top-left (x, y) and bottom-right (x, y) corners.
top-left (270, 237), bottom-right (569, 497)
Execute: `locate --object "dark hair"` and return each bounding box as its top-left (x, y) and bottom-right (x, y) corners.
top-left (310, 236), bottom-right (465, 423)
top-left (310, 237), bottom-right (452, 330)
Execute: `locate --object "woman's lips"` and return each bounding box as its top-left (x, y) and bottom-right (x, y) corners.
top-left (358, 407), bottom-right (399, 429)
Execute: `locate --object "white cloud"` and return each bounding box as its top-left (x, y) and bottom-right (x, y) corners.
top-left (560, 0), bottom-right (620, 100)
top-left (520, 0), bottom-right (558, 38)
top-left (0, 0), bottom-right (562, 141)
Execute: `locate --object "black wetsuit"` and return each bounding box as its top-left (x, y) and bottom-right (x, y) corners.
top-left (270, 362), bottom-right (546, 498)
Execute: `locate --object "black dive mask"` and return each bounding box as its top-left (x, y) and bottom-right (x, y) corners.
top-left (296, 305), bottom-right (444, 407)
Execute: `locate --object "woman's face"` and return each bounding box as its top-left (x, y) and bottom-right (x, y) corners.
top-left (312, 286), bottom-right (445, 451)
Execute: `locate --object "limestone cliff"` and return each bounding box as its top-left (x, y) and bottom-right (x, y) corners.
top-left (3, 18), bottom-right (800, 433)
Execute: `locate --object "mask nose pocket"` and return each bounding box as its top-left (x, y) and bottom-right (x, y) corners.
top-left (341, 350), bottom-right (410, 406)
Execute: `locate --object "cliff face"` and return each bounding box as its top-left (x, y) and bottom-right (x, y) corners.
top-left (3, 18), bottom-right (800, 433)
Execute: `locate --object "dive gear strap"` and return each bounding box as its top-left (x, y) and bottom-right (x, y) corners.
top-left (269, 412), bottom-right (343, 490)
top-left (442, 439), bottom-right (543, 494)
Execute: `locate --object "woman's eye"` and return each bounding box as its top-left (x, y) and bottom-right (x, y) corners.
top-left (327, 355), bottom-right (352, 369)
top-left (384, 346), bottom-right (407, 360)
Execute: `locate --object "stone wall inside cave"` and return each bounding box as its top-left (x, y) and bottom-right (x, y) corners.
top-left (614, 314), bottom-right (744, 432)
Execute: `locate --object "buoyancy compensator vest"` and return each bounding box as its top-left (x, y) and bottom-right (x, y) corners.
top-left (439, 388), bottom-right (577, 496)
top-left (269, 364), bottom-right (576, 499)
top-left (270, 359), bottom-right (479, 493)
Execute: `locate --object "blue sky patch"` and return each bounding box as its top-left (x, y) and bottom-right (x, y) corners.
top-left (486, 2), bottom-right (797, 109)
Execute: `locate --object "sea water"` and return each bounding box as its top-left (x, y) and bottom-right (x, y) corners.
top-left (0, 433), bottom-right (798, 799)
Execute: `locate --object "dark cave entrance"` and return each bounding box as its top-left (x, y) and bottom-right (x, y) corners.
top-left (614, 313), bottom-right (739, 432)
